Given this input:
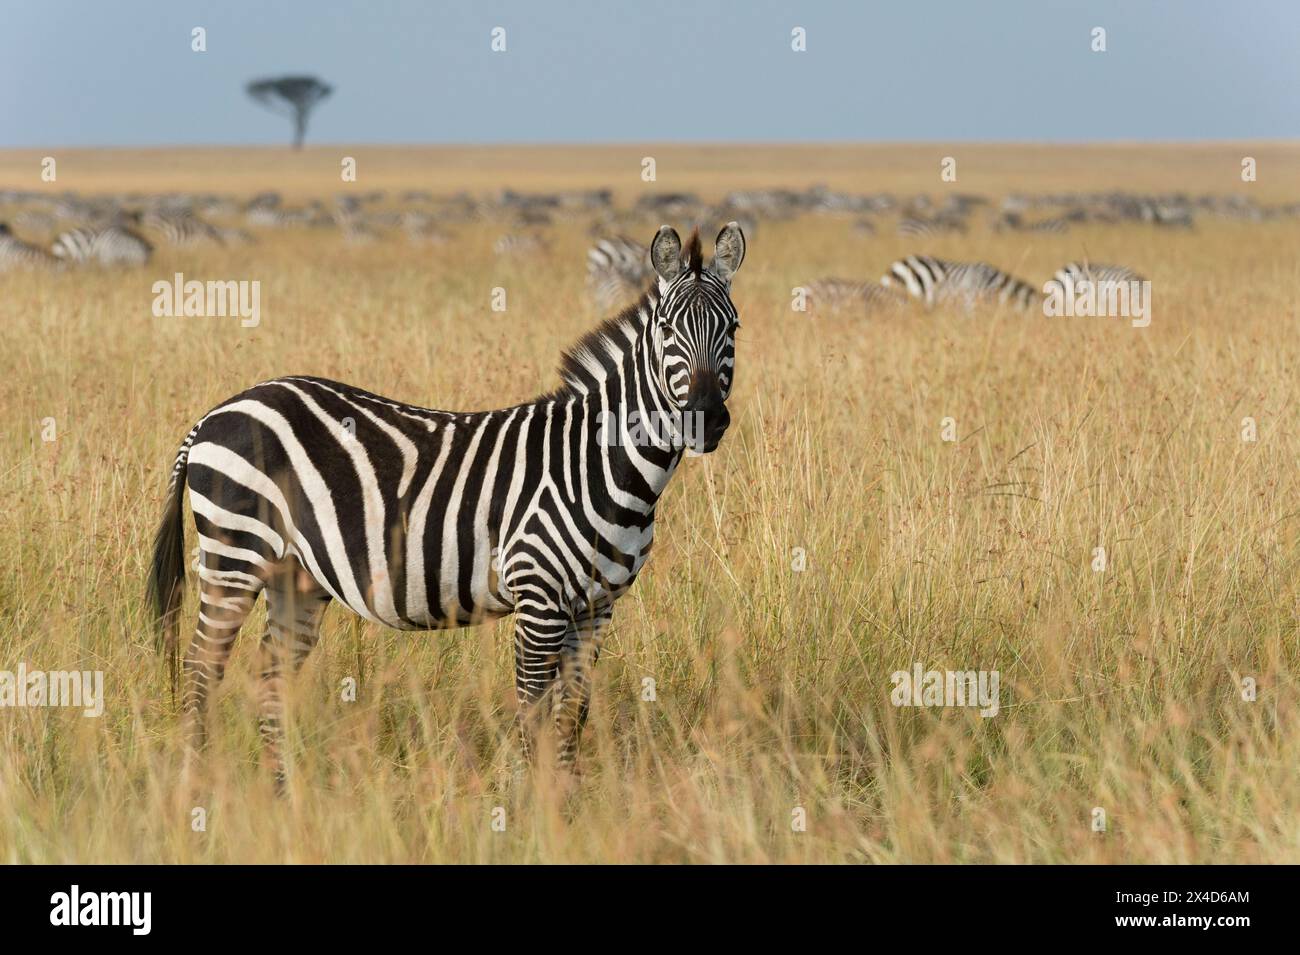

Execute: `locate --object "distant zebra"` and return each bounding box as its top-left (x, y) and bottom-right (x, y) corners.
top-left (805, 278), bottom-right (908, 314)
top-left (51, 225), bottom-right (152, 267)
top-left (246, 205), bottom-right (325, 228)
top-left (402, 212), bottom-right (451, 245)
top-left (215, 227), bottom-right (256, 246)
top-left (1044, 262), bottom-right (1144, 297)
top-left (334, 213), bottom-right (380, 245)
top-left (493, 232), bottom-right (550, 256)
top-left (586, 235), bottom-right (653, 309)
top-left (882, 254), bottom-right (1037, 310)
top-left (994, 211), bottom-right (1070, 234)
top-left (0, 223), bottom-right (62, 271)
top-left (143, 210), bottom-right (225, 246)
top-left (147, 223), bottom-right (747, 782)
top-left (897, 216), bottom-right (967, 238)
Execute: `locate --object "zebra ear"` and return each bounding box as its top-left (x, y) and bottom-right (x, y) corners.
top-left (650, 226), bottom-right (683, 282)
top-left (711, 221), bottom-right (746, 281)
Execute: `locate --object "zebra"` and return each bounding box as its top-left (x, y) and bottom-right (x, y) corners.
top-left (896, 215), bottom-right (967, 238)
top-left (993, 211), bottom-right (1070, 234)
top-left (0, 223), bottom-right (62, 271)
top-left (246, 204), bottom-right (328, 228)
top-left (804, 278), bottom-right (908, 314)
top-left (50, 224), bottom-right (152, 267)
top-left (334, 212), bottom-right (380, 245)
top-left (586, 234), bottom-right (654, 310)
top-left (146, 223), bottom-right (747, 783)
top-left (402, 212), bottom-right (451, 245)
top-left (1044, 262), bottom-right (1144, 298)
top-left (882, 254), bottom-right (1038, 311)
top-left (142, 210), bottom-right (225, 246)
top-left (493, 232), bottom-right (550, 256)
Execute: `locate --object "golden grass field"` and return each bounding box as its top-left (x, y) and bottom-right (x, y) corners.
top-left (2, 144), bottom-right (1299, 863)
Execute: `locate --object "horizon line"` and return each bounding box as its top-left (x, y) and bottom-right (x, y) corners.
top-left (2, 138), bottom-right (1300, 153)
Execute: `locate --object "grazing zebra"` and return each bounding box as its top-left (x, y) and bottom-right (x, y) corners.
top-left (586, 234), bottom-right (653, 310)
top-left (402, 212), bottom-right (451, 245)
top-left (805, 278), bottom-right (908, 314)
top-left (215, 227), bottom-right (257, 246)
top-left (0, 223), bottom-right (62, 271)
top-left (147, 223), bottom-right (747, 782)
top-left (51, 224), bottom-right (152, 267)
top-left (882, 254), bottom-right (1037, 310)
top-left (897, 215), bottom-right (967, 238)
top-left (493, 232), bottom-right (550, 256)
top-left (1044, 262), bottom-right (1144, 297)
top-left (994, 211), bottom-right (1070, 234)
top-left (246, 204), bottom-right (326, 228)
top-left (142, 210), bottom-right (225, 246)
top-left (334, 213), bottom-right (380, 245)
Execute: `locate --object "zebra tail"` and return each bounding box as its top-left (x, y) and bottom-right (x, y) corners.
top-left (147, 446), bottom-right (189, 698)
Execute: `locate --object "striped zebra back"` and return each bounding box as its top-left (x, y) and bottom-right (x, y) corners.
top-left (995, 211), bottom-right (1070, 234)
top-left (493, 232), bottom-right (549, 256)
top-left (897, 215), bottom-right (966, 238)
top-left (586, 235), bottom-right (653, 309)
top-left (805, 278), bottom-right (909, 314)
top-left (51, 225), bottom-right (152, 267)
top-left (883, 255), bottom-right (1037, 310)
top-left (0, 224), bottom-right (62, 271)
top-left (881, 254), bottom-right (951, 306)
top-left (143, 210), bottom-right (224, 246)
top-left (1046, 261), bottom-right (1144, 297)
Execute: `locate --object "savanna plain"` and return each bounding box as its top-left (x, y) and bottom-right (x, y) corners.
top-left (2, 144), bottom-right (1299, 863)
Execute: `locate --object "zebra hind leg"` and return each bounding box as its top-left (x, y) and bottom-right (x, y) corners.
top-left (182, 558), bottom-right (263, 762)
top-left (257, 563), bottom-right (331, 791)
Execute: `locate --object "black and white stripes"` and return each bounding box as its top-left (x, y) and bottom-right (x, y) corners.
top-left (0, 223), bottom-right (61, 271)
top-left (882, 254), bottom-right (1039, 310)
top-left (148, 223), bottom-right (747, 780)
top-left (51, 224), bottom-right (153, 267)
top-left (1044, 261), bottom-right (1145, 298)
top-left (586, 234), bottom-right (654, 310)
top-left (142, 210), bottom-right (225, 247)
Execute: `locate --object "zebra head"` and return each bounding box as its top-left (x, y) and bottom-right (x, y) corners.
top-left (648, 222), bottom-right (746, 453)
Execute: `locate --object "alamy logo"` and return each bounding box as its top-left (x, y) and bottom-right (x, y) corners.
top-left (595, 408), bottom-right (706, 450)
top-left (0, 663), bottom-right (103, 717)
top-left (49, 885), bottom-right (151, 935)
top-left (152, 272), bottom-right (261, 327)
top-left (1042, 278), bottom-right (1152, 328)
top-left (890, 664), bottom-right (1000, 717)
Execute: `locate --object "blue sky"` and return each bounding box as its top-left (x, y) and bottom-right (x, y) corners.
top-left (2, 0), bottom-right (1296, 146)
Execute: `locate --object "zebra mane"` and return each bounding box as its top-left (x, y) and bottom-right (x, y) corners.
top-left (683, 227), bottom-right (703, 276)
top-left (552, 285), bottom-right (659, 396)
top-left (548, 228), bottom-right (699, 397)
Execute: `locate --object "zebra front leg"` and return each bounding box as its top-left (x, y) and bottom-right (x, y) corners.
top-left (554, 607), bottom-right (612, 769)
top-left (257, 572), bottom-right (331, 790)
top-left (511, 600), bottom-right (570, 765)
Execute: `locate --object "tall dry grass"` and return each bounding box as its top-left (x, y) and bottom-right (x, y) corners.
top-left (1, 146), bottom-right (1299, 862)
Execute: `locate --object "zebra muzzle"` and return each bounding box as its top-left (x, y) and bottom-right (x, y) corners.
top-left (682, 375), bottom-right (729, 453)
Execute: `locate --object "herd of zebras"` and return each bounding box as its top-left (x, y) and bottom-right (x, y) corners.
top-left (590, 233), bottom-right (1141, 315)
top-left (7, 180), bottom-right (1269, 781)
top-left (3, 183), bottom-right (1296, 276)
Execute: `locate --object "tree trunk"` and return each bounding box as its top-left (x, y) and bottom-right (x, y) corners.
top-left (292, 108), bottom-right (307, 150)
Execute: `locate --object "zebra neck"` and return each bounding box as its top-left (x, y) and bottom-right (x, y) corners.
top-left (575, 323), bottom-right (684, 515)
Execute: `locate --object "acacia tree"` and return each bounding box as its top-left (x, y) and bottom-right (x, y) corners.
top-left (246, 76), bottom-right (333, 149)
